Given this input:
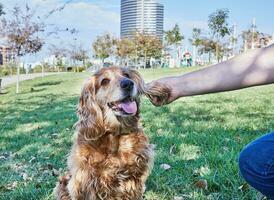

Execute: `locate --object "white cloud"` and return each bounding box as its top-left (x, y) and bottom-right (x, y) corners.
top-left (50, 1), bottom-right (119, 31)
top-left (1, 0), bottom-right (120, 62)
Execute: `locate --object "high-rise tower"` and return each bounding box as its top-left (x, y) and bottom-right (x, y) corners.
top-left (121, 0), bottom-right (164, 39)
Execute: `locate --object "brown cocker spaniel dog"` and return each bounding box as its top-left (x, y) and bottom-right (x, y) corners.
top-left (54, 67), bottom-right (170, 200)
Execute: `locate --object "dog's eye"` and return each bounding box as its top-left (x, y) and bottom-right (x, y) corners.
top-left (101, 78), bottom-right (110, 86)
top-left (124, 73), bottom-right (130, 78)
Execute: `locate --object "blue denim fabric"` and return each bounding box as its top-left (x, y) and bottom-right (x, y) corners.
top-left (239, 131), bottom-right (274, 199)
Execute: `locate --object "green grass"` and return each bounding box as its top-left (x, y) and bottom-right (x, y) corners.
top-left (1, 67), bottom-right (274, 200)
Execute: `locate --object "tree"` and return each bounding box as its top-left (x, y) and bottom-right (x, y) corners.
top-left (0, 3), bottom-right (4, 16)
top-left (0, 5), bottom-right (45, 93)
top-left (116, 38), bottom-right (135, 66)
top-left (0, 3), bottom-right (4, 92)
top-left (241, 29), bottom-right (259, 51)
top-left (49, 44), bottom-right (67, 72)
top-left (208, 9), bottom-right (231, 62)
top-left (133, 32), bottom-right (163, 68)
top-left (165, 24), bottom-right (184, 66)
top-left (68, 43), bottom-right (89, 72)
top-left (74, 47), bottom-right (89, 70)
top-left (189, 28), bottom-right (202, 65)
top-left (198, 38), bottom-right (217, 63)
top-left (92, 33), bottom-right (116, 66)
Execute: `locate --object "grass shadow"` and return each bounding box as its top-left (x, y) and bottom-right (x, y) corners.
top-left (33, 81), bottom-right (62, 87)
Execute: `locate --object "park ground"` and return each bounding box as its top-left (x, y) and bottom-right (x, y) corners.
top-left (1, 67), bottom-right (274, 200)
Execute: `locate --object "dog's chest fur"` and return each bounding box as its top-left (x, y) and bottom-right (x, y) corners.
top-left (67, 131), bottom-right (153, 200)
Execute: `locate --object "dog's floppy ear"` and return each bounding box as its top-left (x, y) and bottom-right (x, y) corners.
top-left (76, 77), bottom-right (105, 141)
top-left (128, 69), bottom-right (171, 106)
top-left (127, 69), bottom-right (146, 94)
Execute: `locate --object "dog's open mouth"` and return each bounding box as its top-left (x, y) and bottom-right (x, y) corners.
top-left (108, 96), bottom-right (137, 115)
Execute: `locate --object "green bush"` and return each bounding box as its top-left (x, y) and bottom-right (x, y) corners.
top-left (32, 65), bottom-right (42, 73)
top-left (78, 66), bottom-right (85, 72)
top-left (0, 67), bottom-right (9, 76)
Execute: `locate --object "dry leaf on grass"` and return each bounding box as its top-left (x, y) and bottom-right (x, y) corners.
top-left (174, 196), bottom-right (184, 200)
top-left (28, 156), bottom-right (36, 163)
top-left (160, 163), bottom-right (171, 170)
top-left (157, 129), bottom-right (163, 134)
top-left (6, 181), bottom-right (18, 191)
top-left (238, 182), bottom-right (249, 191)
top-left (21, 172), bottom-right (29, 181)
top-left (52, 168), bottom-right (60, 176)
top-left (194, 179), bottom-right (208, 190)
top-left (169, 144), bottom-right (176, 154)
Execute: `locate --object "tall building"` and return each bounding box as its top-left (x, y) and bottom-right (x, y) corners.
top-left (121, 0), bottom-right (164, 39)
top-left (0, 45), bottom-right (14, 66)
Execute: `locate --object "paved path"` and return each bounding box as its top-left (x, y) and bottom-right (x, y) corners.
top-left (0, 72), bottom-right (65, 88)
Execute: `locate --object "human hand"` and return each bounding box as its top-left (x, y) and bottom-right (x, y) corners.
top-left (144, 77), bottom-right (179, 106)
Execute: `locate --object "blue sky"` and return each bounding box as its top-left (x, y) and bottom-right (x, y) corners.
top-left (1, 0), bottom-right (274, 62)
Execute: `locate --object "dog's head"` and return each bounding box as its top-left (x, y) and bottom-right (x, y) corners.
top-left (76, 67), bottom-right (145, 141)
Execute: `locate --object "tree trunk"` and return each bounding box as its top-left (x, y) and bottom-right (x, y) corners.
top-left (144, 52), bottom-right (147, 69)
top-left (9, 64), bottom-right (12, 76)
top-left (83, 60), bottom-right (86, 70)
top-left (42, 63), bottom-right (45, 77)
top-left (0, 78), bottom-right (2, 94)
top-left (193, 45), bottom-right (197, 66)
top-left (16, 60), bottom-right (20, 94)
top-left (177, 45), bottom-right (180, 67)
top-left (216, 44), bottom-right (219, 63)
top-left (102, 58), bottom-right (104, 68)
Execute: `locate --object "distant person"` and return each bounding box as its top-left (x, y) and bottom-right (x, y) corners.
top-left (147, 44), bottom-right (274, 199)
top-left (183, 52), bottom-right (192, 67)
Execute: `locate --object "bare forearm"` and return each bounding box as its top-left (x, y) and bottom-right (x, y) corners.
top-left (174, 44), bottom-right (274, 97)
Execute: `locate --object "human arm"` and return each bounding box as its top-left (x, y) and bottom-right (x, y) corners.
top-left (146, 44), bottom-right (274, 106)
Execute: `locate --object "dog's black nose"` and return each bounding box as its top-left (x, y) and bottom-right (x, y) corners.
top-left (120, 78), bottom-right (134, 92)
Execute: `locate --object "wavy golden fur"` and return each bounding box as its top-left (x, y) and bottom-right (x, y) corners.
top-left (54, 67), bottom-right (162, 200)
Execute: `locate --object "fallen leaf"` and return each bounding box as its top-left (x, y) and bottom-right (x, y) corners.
top-left (52, 168), bottom-right (60, 176)
top-left (52, 133), bottom-right (58, 137)
top-left (157, 129), bottom-right (163, 134)
top-left (238, 182), bottom-right (249, 191)
top-left (21, 173), bottom-right (28, 181)
top-left (160, 164), bottom-right (171, 170)
top-left (0, 156), bottom-right (6, 160)
top-left (29, 156), bottom-right (36, 163)
top-left (169, 144), bottom-right (176, 154)
top-left (174, 196), bottom-right (184, 200)
top-left (6, 181), bottom-right (18, 190)
top-left (194, 179), bottom-right (208, 190)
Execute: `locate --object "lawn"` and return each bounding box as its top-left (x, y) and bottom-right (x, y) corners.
top-left (1, 67), bottom-right (274, 200)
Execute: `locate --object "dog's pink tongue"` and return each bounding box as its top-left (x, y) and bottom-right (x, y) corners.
top-left (120, 101), bottom-right (137, 114)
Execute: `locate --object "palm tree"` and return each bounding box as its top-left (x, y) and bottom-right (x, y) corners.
top-left (165, 24), bottom-right (184, 67)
